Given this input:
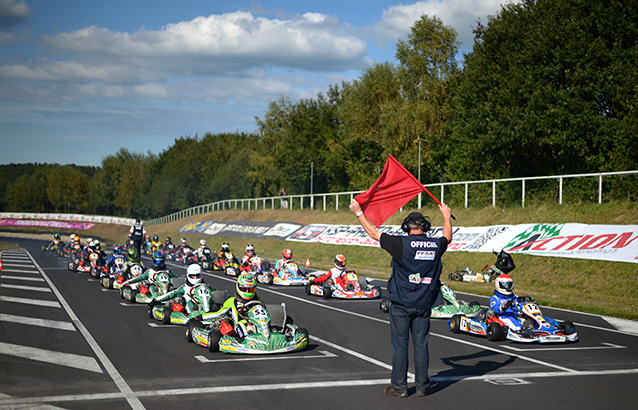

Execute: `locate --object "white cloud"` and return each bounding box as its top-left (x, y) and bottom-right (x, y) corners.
top-left (0, 0), bottom-right (32, 28)
top-left (374, 0), bottom-right (514, 50)
top-left (42, 11), bottom-right (367, 73)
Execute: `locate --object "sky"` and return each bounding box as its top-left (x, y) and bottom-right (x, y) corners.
top-left (0, 0), bottom-right (515, 166)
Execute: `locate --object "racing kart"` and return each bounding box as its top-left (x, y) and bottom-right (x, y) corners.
top-left (379, 283), bottom-right (482, 318)
top-left (121, 270), bottom-right (173, 304)
top-left (198, 248), bottom-right (215, 270)
top-left (448, 249), bottom-right (515, 283)
top-left (42, 241), bottom-right (63, 252)
top-left (88, 252), bottom-right (108, 279)
top-left (212, 251), bottom-right (241, 276)
top-left (148, 287), bottom-right (228, 325)
top-left (240, 255), bottom-right (272, 275)
top-left (67, 253), bottom-right (92, 273)
top-left (257, 260), bottom-right (309, 286)
top-left (448, 296), bottom-right (578, 343)
top-left (186, 301), bottom-right (309, 354)
top-left (100, 255), bottom-right (127, 289)
top-left (306, 270), bottom-right (381, 299)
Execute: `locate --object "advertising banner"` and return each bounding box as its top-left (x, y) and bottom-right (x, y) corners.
top-left (186, 221), bottom-right (304, 240)
top-left (0, 219), bottom-right (95, 230)
top-left (287, 223), bottom-right (638, 264)
top-left (0, 212), bottom-right (134, 226)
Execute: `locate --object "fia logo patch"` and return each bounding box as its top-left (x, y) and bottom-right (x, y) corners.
top-left (415, 250), bottom-right (435, 260)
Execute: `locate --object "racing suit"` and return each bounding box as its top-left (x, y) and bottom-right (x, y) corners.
top-left (155, 282), bottom-right (213, 315)
top-left (313, 266), bottom-right (347, 287)
top-left (150, 240), bottom-right (163, 252)
top-left (123, 267), bottom-right (177, 288)
top-left (488, 290), bottom-right (518, 315)
top-left (201, 295), bottom-right (265, 337)
top-left (274, 259), bottom-right (296, 279)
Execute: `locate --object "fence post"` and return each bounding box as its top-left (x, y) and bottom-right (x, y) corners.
top-left (492, 181), bottom-right (496, 207)
top-left (559, 177), bottom-right (563, 205)
top-left (598, 175), bottom-right (603, 204)
top-left (323, 194), bottom-right (326, 211)
top-left (335, 194), bottom-right (339, 211)
top-left (522, 179), bottom-right (526, 208)
top-left (440, 185), bottom-right (444, 204)
top-left (464, 183), bottom-right (468, 208)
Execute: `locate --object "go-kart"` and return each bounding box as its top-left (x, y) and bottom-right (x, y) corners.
top-left (379, 283), bottom-right (481, 318)
top-left (306, 270), bottom-right (381, 299)
top-left (67, 253), bottom-right (92, 273)
top-left (42, 241), bottom-right (63, 252)
top-left (148, 286), bottom-right (228, 326)
top-left (448, 296), bottom-right (578, 343)
top-left (121, 270), bottom-right (173, 304)
top-left (240, 255), bottom-right (271, 275)
top-left (186, 301), bottom-right (309, 354)
top-left (88, 252), bottom-right (108, 279)
top-left (212, 252), bottom-right (241, 276)
top-left (198, 248), bottom-right (215, 270)
top-left (257, 260), bottom-right (309, 286)
top-left (448, 250), bottom-right (515, 283)
top-left (100, 255), bottom-right (127, 289)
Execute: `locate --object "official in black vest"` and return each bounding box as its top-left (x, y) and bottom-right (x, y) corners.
top-left (350, 199), bottom-right (452, 398)
top-left (129, 217), bottom-right (146, 257)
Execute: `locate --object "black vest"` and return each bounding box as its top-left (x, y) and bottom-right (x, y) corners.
top-left (387, 234), bottom-right (444, 309)
top-left (131, 223), bottom-right (144, 240)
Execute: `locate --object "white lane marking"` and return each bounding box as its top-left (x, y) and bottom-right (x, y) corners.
top-left (119, 302), bottom-right (143, 307)
top-left (195, 350), bottom-right (337, 363)
top-left (201, 270), bottom-right (579, 373)
top-left (0, 313), bottom-right (75, 331)
top-left (0, 295), bottom-right (61, 308)
top-left (4, 368), bottom-right (638, 407)
top-left (503, 342), bottom-right (626, 352)
top-left (148, 322), bottom-right (179, 328)
top-left (602, 316), bottom-right (638, 335)
top-left (25, 250), bottom-right (146, 410)
top-left (0, 269), bottom-right (41, 274)
top-left (0, 342), bottom-right (101, 373)
top-left (0, 274), bottom-right (45, 282)
top-left (0, 262), bottom-right (36, 267)
top-left (0, 283), bottom-right (51, 292)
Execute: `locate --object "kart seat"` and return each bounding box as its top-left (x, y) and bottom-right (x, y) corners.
top-left (266, 303), bottom-right (287, 329)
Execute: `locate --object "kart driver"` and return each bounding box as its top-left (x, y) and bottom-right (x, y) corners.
top-left (273, 248), bottom-right (294, 279)
top-left (488, 249), bottom-right (515, 280)
top-left (150, 235), bottom-right (162, 253)
top-left (217, 242), bottom-right (232, 259)
top-left (151, 264), bottom-right (213, 315)
top-left (193, 239), bottom-right (211, 260)
top-left (240, 244), bottom-right (263, 271)
top-left (488, 274), bottom-right (518, 315)
top-left (312, 254), bottom-right (348, 288)
top-left (201, 272), bottom-right (264, 339)
top-left (122, 250), bottom-right (177, 291)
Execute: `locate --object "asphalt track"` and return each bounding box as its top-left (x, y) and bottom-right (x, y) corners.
top-left (1, 237), bottom-right (637, 409)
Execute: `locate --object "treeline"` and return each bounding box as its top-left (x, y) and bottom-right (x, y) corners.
top-left (1, 0), bottom-right (636, 218)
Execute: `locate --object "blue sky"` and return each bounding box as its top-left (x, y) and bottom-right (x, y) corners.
top-left (0, 0), bottom-right (514, 166)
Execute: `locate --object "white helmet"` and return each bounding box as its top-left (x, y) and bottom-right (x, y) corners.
top-left (186, 264), bottom-right (202, 286)
top-left (199, 239), bottom-right (207, 248)
top-left (245, 244), bottom-right (255, 255)
top-left (495, 274), bottom-right (514, 296)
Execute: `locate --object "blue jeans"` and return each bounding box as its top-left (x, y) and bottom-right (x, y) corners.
top-left (389, 302), bottom-right (431, 394)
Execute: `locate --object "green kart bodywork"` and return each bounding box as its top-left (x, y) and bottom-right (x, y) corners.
top-left (148, 286), bottom-right (228, 325)
top-left (187, 301), bottom-right (309, 354)
top-left (431, 283), bottom-right (482, 319)
top-left (121, 271), bottom-right (173, 304)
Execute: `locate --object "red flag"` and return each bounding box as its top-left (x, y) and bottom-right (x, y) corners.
top-left (355, 154), bottom-right (425, 227)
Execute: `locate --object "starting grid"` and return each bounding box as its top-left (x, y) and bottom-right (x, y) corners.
top-left (0, 250), bottom-right (637, 408)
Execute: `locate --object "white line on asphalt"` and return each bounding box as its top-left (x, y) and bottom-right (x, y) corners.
top-left (0, 313), bottom-right (75, 331)
top-left (0, 341), bottom-right (101, 373)
top-left (0, 295), bottom-right (61, 308)
top-left (148, 322), bottom-right (179, 328)
top-left (502, 342), bottom-right (626, 352)
top-left (3, 368), bottom-right (638, 407)
top-left (25, 250), bottom-right (146, 410)
top-left (0, 283), bottom-right (51, 292)
top-left (0, 269), bottom-right (41, 274)
top-left (0, 274), bottom-right (45, 282)
top-left (119, 302), bottom-right (144, 307)
top-left (194, 350), bottom-right (337, 363)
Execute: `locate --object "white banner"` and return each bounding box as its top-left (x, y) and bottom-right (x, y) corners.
top-left (0, 212), bottom-right (135, 226)
top-left (286, 223), bottom-right (638, 264)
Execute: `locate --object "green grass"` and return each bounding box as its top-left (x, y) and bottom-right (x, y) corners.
top-left (3, 201), bottom-right (637, 319)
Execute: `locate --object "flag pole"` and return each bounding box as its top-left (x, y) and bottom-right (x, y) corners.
top-left (423, 187), bottom-right (456, 220)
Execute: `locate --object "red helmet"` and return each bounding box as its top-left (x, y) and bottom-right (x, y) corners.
top-left (334, 254), bottom-right (346, 269)
top-left (282, 248), bottom-right (292, 260)
top-left (495, 274), bottom-right (514, 296)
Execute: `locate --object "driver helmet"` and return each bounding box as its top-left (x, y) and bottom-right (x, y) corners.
top-left (93, 239), bottom-right (101, 249)
top-left (236, 272), bottom-right (256, 301)
top-left (199, 239), bottom-right (207, 248)
top-left (334, 254), bottom-right (346, 270)
top-left (282, 248), bottom-right (292, 261)
top-left (180, 237), bottom-right (187, 245)
top-left (86, 238), bottom-right (93, 247)
top-left (153, 235), bottom-right (159, 242)
top-left (69, 233), bottom-right (75, 241)
top-left (221, 242), bottom-right (230, 253)
top-left (127, 247), bottom-right (139, 262)
top-left (186, 264), bottom-right (202, 286)
top-left (495, 274), bottom-right (514, 296)
top-left (245, 244), bottom-right (255, 256)
top-left (152, 250), bottom-right (166, 269)
top-left (113, 244), bottom-right (123, 255)
top-left (54, 233), bottom-right (61, 240)
top-left (165, 236), bottom-right (172, 243)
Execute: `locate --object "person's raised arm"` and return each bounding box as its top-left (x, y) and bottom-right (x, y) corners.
top-left (349, 200), bottom-right (381, 242)
top-left (439, 203), bottom-right (452, 243)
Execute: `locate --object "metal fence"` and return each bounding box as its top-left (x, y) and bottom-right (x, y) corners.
top-left (146, 170), bottom-right (637, 226)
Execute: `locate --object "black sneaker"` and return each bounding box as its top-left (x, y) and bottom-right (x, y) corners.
top-left (384, 386), bottom-right (407, 398)
top-left (415, 386), bottom-right (433, 397)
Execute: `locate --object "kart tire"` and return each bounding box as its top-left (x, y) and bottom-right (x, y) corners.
top-left (207, 329), bottom-right (222, 352)
top-left (449, 314), bottom-right (463, 334)
top-left (373, 285), bottom-right (382, 296)
top-left (267, 274), bottom-right (273, 285)
top-left (323, 286), bottom-right (332, 299)
top-left (147, 304), bottom-right (156, 319)
top-left (107, 278), bottom-right (114, 289)
top-left (469, 301), bottom-right (480, 307)
top-left (162, 305), bottom-right (172, 325)
top-left (297, 327), bottom-right (310, 348)
top-left (186, 320), bottom-right (203, 343)
top-left (379, 297), bottom-right (390, 313)
top-left (561, 320), bottom-right (575, 334)
top-left (305, 283), bottom-right (311, 295)
top-left (451, 272), bottom-right (462, 281)
top-left (486, 322), bottom-right (506, 341)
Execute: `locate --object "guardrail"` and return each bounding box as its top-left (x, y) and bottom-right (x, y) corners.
top-left (145, 170), bottom-right (637, 226)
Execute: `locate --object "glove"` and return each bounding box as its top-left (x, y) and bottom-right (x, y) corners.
top-left (502, 299), bottom-right (512, 310)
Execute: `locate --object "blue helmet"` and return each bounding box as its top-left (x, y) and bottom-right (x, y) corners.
top-left (152, 250), bottom-right (166, 269)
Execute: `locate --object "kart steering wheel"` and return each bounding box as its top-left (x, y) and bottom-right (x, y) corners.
top-left (238, 300), bottom-right (266, 318)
